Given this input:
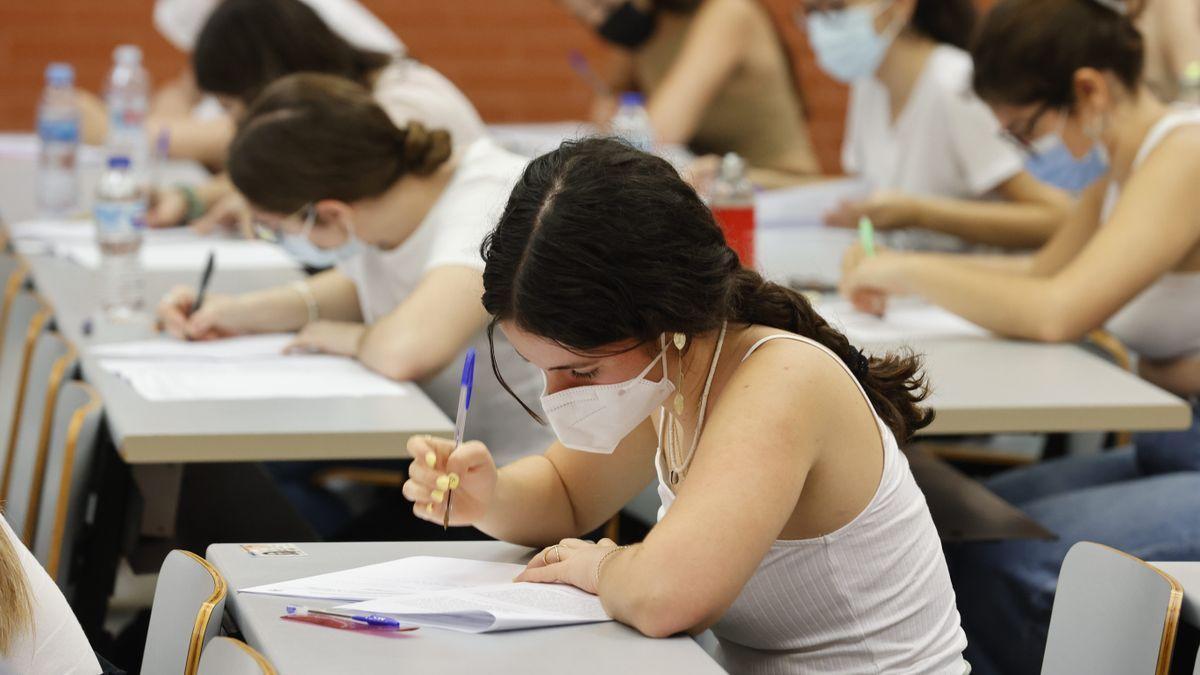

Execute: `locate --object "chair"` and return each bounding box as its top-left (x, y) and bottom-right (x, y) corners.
top-left (143, 550), bottom-right (228, 675)
top-left (0, 291), bottom-right (52, 498)
top-left (0, 260), bottom-right (30, 357)
top-left (30, 380), bottom-right (101, 586)
top-left (1, 331), bottom-right (77, 543)
top-left (196, 637), bottom-right (276, 675)
top-left (1041, 542), bottom-right (1183, 675)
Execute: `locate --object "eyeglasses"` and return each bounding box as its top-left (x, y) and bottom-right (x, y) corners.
top-left (999, 103), bottom-right (1056, 156)
top-left (252, 203), bottom-right (314, 245)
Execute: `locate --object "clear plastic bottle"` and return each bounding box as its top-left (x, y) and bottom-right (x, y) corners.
top-left (710, 153), bottom-right (756, 267)
top-left (36, 63), bottom-right (81, 216)
top-left (105, 45), bottom-right (151, 179)
top-left (610, 92), bottom-right (655, 153)
top-left (93, 156), bottom-right (146, 320)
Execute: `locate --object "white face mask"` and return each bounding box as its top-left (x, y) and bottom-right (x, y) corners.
top-left (539, 341), bottom-right (674, 454)
top-left (804, 1), bottom-right (902, 84)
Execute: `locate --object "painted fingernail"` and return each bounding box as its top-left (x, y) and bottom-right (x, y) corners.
top-left (436, 475), bottom-right (450, 491)
top-left (431, 490), bottom-right (444, 503)
top-left (447, 473), bottom-right (460, 490)
top-left (425, 452), bottom-right (437, 468)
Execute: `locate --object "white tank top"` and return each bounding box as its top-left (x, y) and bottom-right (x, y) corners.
top-left (654, 334), bottom-right (968, 674)
top-left (1103, 107), bottom-right (1200, 360)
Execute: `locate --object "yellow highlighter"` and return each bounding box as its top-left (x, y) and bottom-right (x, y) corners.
top-left (858, 216), bottom-right (877, 257)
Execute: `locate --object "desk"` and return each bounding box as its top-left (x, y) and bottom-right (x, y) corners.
top-left (22, 251), bottom-right (454, 464)
top-left (208, 541), bottom-right (725, 675)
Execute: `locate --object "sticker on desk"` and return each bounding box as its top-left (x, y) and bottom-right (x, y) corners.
top-left (242, 544), bottom-right (308, 558)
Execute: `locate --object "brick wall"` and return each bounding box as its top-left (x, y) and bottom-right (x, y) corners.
top-left (0, 0), bottom-right (995, 173)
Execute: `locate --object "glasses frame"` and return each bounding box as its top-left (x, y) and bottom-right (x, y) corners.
top-left (252, 203), bottom-right (315, 244)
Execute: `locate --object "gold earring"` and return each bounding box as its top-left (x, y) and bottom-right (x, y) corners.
top-left (673, 333), bottom-right (686, 415)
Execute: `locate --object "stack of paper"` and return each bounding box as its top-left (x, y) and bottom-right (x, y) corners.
top-left (816, 297), bottom-right (991, 344)
top-left (242, 555), bottom-right (611, 634)
top-left (92, 334), bottom-right (408, 401)
top-left (58, 239), bottom-right (298, 271)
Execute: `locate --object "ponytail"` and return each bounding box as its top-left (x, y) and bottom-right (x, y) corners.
top-left (228, 73), bottom-right (451, 215)
top-left (481, 137), bottom-right (933, 443)
top-left (728, 268), bottom-right (932, 442)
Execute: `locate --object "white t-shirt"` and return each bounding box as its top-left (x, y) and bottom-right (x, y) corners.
top-left (154, 0), bottom-right (404, 54)
top-left (338, 139), bottom-right (553, 465)
top-left (842, 45), bottom-right (1023, 251)
top-left (0, 516), bottom-right (100, 675)
top-left (373, 60), bottom-right (487, 151)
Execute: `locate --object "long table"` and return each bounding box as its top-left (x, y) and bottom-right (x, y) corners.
top-left (208, 541), bottom-right (726, 674)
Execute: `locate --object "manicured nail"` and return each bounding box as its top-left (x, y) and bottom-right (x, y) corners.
top-left (431, 490), bottom-right (444, 503)
top-left (436, 475), bottom-right (450, 491)
top-left (447, 473), bottom-right (460, 490)
top-left (425, 452), bottom-right (436, 468)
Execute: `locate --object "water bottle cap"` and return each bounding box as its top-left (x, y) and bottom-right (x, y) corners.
top-left (720, 152), bottom-right (746, 177)
top-left (619, 91), bottom-right (646, 107)
top-left (107, 156), bottom-right (131, 169)
top-left (45, 63), bottom-right (74, 87)
top-left (113, 44), bottom-right (143, 65)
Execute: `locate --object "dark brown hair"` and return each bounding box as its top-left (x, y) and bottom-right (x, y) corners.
top-left (481, 138), bottom-right (933, 443)
top-left (911, 0), bottom-right (977, 50)
top-left (972, 0), bottom-right (1146, 108)
top-left (227, 73), bottom-right (452, 215)
top-left (193, 0), bottom-right (392, 105)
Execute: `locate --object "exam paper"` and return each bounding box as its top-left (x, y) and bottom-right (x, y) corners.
top-left (817, 297), bottom-right (991, 343)
top-left (755, 178), bottom-right (871, 229)
top-left (90, 334), bottom-right (295, 361)
top-left (241, 556), bottom-right (528, 602)
top-left (98, 355), bottom-right (407, 401)
top-left (55, 239), bottom-right (298, 271)
top-left (339, 582), bottom-right (611, 633)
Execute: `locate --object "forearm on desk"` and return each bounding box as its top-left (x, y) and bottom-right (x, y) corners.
top-left (911, 195), bottom-right (1063, 249)
top-left (226, 272), bottom-right (361, 333)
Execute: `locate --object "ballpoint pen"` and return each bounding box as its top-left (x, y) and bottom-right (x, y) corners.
top-left (192, 251), bottom-right (216, 312)
top-left (444, 348), bottom-right (475, 530)
top-left (858, 216), bottom-right (876, 258)
top-left (285, 605), bottom-right (417, 631)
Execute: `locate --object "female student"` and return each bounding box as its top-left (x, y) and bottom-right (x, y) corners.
top-left (156, 73), bottom-right (551, 536)
top-left (801, 0), bottom-right (1070, 250)
top-left (560, 0), bottom-right (820, 186)
top-left (0, 512), bottom-right (101, 674)
top-left (147, 0), bottom-right (485, 235)
top-left (841, 0), bottom-right (1200, 672)
top-left (1136, 0), bottom-right (1200, 101)
top-left (402, 138), bottom-right (968, 672)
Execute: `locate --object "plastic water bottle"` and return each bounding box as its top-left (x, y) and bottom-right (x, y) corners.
top-left (36, 63), bottom-right (81, 216)
top-left (710, 153), bottom-right (756, 267)
top-left (105, 45), bottom-right (151, 179)
top-left (610, 92), bottom-right (655, 153)
top-left (93, 156), bottom-right (146, 319)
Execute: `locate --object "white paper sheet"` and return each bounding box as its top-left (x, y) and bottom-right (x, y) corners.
top-left (90, 334), bottom-right (294, 360)
top-left (754, 178), bottom-right (871, 229)
top-left (98, 354), bottom-right (408, 401)
top-left (241, 556), bottom-right (528, 602)
top-left (54, 239), bottom-right (297, 271)
top-left (339, 582), bottom-right (611, 633)
top-left (816, 297), bottom-right (991, 344)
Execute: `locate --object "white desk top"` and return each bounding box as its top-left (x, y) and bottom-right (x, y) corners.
top-left (208, 541), bottom-right (725, 674)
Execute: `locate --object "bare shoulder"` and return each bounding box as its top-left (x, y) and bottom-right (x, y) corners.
top-left (693, 0), bottom-right (760, 31)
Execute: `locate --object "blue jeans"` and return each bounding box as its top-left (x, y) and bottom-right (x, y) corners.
top-left (947, 405), bottom-right (1200, 675)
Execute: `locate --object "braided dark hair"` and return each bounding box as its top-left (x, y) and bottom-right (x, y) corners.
top-left (480, 138), bottom-right (932, 442)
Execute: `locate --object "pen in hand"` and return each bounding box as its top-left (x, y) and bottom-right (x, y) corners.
top-left (855, 217), bottom-right (886, 317)
top-left (443, 348), bottom-right (475, 530)
top-left (192, 251), bottom-right (216, 314)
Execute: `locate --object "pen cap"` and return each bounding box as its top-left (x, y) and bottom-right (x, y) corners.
top-left (462, 348), bottom-right (476, 409)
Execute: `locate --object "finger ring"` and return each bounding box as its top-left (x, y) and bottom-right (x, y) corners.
top-left (552, 545), bottom-right (563, 563)
top-left (542, 546), bottom-right (554, 565)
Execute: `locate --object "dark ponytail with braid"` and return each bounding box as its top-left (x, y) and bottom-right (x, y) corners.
top-left (481, 138), bottom-right (932, 443)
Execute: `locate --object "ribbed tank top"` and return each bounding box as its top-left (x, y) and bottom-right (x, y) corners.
top-left (654, 334), bottom-right (968, 674)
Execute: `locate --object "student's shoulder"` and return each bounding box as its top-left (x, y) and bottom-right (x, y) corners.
top-left (923, 45), bottom-right (979, 102)
top-left (732, 327), bottom-right (858, 393)
top-left (691, 0), bottom-right (761, 33)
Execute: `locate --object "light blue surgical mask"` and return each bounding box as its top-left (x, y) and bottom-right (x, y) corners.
top-left (256, 205), bottom-right (364, 269)
top-left (804, 1), bottom-right (901, 84)
top-left (1024, 116), bottom-right (1110, 193)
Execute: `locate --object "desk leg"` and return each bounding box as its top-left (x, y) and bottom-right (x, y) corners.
top-left (71, 419), bottom-right (139, 647)
top-left (132, 464), bottom-right (182, 538)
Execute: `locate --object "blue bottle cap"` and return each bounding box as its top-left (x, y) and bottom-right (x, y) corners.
top-left (619, 91), bottom-right (645, 107)
top-left (45, 63), bottom-right (74, 87)
top-left (107, 156), bottom-right (131, 169)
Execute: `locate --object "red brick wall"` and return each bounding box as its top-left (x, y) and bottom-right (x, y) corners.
top-left (0, 0), bottom-right (995, 173)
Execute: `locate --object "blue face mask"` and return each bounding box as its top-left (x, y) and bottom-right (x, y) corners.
top-left (279, 231), bottom-right (363, 269)
top-left (804, 2), bottom-right (901, 84)
top-left (1025, 124), bottom-right (1111, 193)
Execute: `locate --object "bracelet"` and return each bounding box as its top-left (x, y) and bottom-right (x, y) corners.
top-left (290, 280), bottom-right (318, 324)
top-left (176, 184), bottom-right (206, 223)
top-left (594, 545), bottom-right (631, 590)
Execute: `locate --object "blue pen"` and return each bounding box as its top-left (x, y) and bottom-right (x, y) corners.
top-left (285, 605), bottom-right (406, 629)
top-left (444, 348), bottom-right (476, 530)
